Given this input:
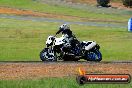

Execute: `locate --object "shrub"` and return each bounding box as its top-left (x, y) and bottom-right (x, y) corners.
top-left (97, 0), bottom-right (110, 7)
top-left (122, 0), bottom-right (132, 7)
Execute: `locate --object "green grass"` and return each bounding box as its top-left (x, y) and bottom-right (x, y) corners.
top-left (0, 77), bottom-right (132, 88)
top-left (0, 18), bottom-right (58, 61)
top-left (0, 17), bottom-right (132, 61)
top-left (0, 0), bottom-right (131, 22)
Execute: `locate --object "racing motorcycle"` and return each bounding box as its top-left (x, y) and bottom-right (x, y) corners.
top-left (40, 35), bottom-right (102, 61)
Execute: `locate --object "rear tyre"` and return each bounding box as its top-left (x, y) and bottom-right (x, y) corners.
top-left (40, 48), bottom-right (57, 61)
top-left (85, 50), bottom-right (102, 61)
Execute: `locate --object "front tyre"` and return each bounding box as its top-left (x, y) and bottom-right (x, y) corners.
top-left (40, 48), bottom-right (57, 61)
top-left (85, 50), bottom-right (102, 61)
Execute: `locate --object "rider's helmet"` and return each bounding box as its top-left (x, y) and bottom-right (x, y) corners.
top-left (59, 24), bottom-right (70, 31)
top-left (56, 24), bottom-right (72, 36)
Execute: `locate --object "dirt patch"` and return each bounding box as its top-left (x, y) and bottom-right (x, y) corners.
top-left (0, 7), bottom-right (81, 20)
top-left (0, 62), bottom-right (132, 80)
top-left (0, 7), bottom-right (104, 22)
top-left (111, 2), bottom-right (131, 10)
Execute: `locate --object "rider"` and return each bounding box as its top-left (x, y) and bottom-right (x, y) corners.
top-left (56, 24), bottom-right (80, 54)
top-left (56, 24), bottom-right (73, 42)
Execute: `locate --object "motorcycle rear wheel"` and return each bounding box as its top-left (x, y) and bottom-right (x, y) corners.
top-left (85, 50), bottom-right (102, 61)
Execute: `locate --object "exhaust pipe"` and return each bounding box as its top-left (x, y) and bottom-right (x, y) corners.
top-left (85, 42), bottom-right (96, 51)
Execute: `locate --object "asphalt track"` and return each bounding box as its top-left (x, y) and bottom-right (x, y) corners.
top-left (0, 14), bottom-right (127, 28)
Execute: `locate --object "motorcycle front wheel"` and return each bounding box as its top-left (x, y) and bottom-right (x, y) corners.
top-left (40, 48), bottom-right (57, 61)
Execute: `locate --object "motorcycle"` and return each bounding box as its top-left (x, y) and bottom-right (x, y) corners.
top-left (40, 35), bottom-right (102, 61)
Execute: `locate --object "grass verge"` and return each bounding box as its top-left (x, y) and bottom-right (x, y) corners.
top-left (0, 77), bottom-right (132, 88)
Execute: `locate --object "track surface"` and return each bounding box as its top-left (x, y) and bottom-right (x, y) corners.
top-left (0, 14), bottom-right (126, 28)
top-left (0, 61), bottom-right (132, 80)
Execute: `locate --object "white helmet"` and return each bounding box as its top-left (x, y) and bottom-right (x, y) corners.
top-left (59, 24), bottom-right (70, 30)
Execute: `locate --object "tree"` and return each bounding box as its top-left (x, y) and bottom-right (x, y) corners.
top-left (122, 0), bottom-right (132, 7)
